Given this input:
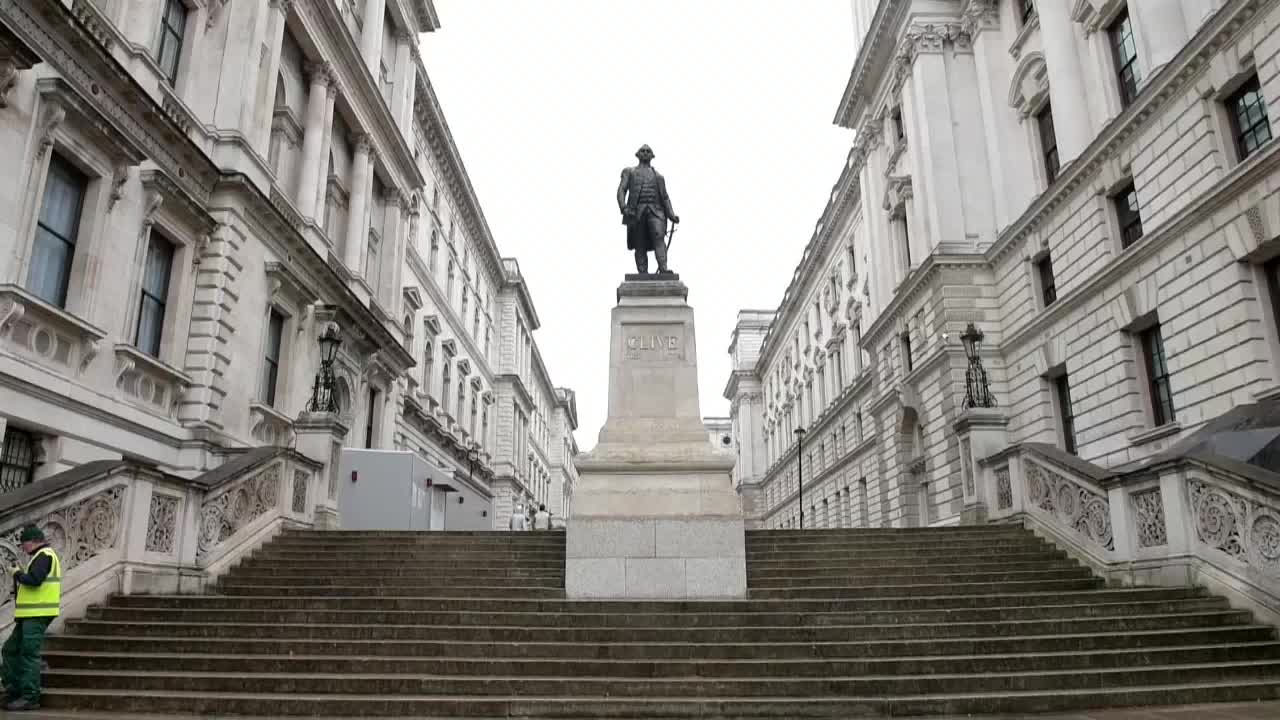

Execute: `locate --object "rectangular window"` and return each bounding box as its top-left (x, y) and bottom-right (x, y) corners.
top-left (1228, 75), bottom-right (1272, 161)
top-left (481, 403), bottom-right (490, 447)
top-left (135, 232), bottom-right (174, 358)
top-left (429, 229), bottom-right (439, 271)
top-left (1266, 256), bottom-right (1280, 342)
top-left (901, 332), bottom-right (913, 374)
top-left (899, 217), bottom-right (912, 267)
top-left (1037, 104), bottom-right (1060, 183)
top-left (365, 388), bottom-right (378, 448)
top-left (28, 155), bottom-right (88, 308)
top-left (1108, 9), bottom-right (1140, 107)
top-left (422, 342), bottom-right (434, 395)
top-left (365, 233), bottom-right (379, 288)
top-left (441, 361), bottom-right (452, 414)
top-left (470, 388), bottom-right (479, 436)
top-left (1036, 255), bottom-right (1057, 307)
top-left (456, 375), bottom-right (466, 429)
top-left (262, 309), bottom-right (285, 406)
top-left (0, 427), bottom-right (37, 493)
top-left (1114, 182), bottom-right (1144, 249)
top-left (1141, 325), bottom-right (1175, 426)
top-left (891, 107), bottom-right (905, 142)
top-left (1055, 374), bottom-right (1077, 455)
top-left (157, 0), bottom-right (187, 85)
top-left (447, 261), bottom-right (455, 301)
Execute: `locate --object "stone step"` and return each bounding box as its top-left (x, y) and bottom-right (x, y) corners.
top-left (744, 527), bottom-right (1031, 537)
top-left (45, 640), bottom-right (1280, 677)
top-left (748, 567), bottom-right (1094, 587)
top-left (233, 558), bottom-right (568, 571)
top-left (48, 625), bottom-right (1274, 660)
top-left (748, 577), bottom-right (1105, 599)
top-left (746, 559), bottom-right (1083, 578)
top-left (263, 538), bottom-right (567, 548)
top-left (60, 613), bottom-right (1262, 645)
top-left (744, 547), bottom-right (1055, 562)
top-left (84, 597), bottom-right (1232, 628)
top-left (216, 584), bottom-right (565, 598)
top-left (226, 569), bottom-right (567, 582)
top-left (744, 549), bottom-right (1071, 568)
top-left (39, 662), bottom-right (1280, 698)
top-left (248, 550), bottom-right (569, 562)
top-left (744, 538), bottom-right (1051, 553)
top-left (101, 586), bottom-right (1213, 613)
top-left (37, 679), bottom-right (1280, 717)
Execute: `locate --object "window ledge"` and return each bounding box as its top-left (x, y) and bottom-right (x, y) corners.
top-left (250, 402), bottom-right (295, 447)
top-left (0, 284), bottom-right (107, 378)
top-left (1008, 13), bottom-right (1040, 61)
top-left (112, 343), bottom-right (191, 419)
top-left (1127, 422), bottom-right (1183, 447)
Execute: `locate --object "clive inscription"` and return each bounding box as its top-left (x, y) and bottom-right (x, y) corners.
top-left (623, 325), bottom-right (684, 361)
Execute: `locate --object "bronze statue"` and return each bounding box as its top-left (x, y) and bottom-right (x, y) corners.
top-left (618, 144), bottom-right (679, 275)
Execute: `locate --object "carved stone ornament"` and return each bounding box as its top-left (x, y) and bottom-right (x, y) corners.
top-left (996, 466), bottom-right (1013, 509)
top-left (197, 464), bottom-right (282, 560)
top-left (1026, 462), bottom-right (1114, 550)
top-left (145, 493), bottom-right (180, 553)
top-left (1132, 487), bottom-right (1167, 548)
top-left (1189, 479), bottom-right (1280, 575)
top-left (292, 469), bottom-right (309, 514)
top-left (0, 484), bottom-right (126, 605)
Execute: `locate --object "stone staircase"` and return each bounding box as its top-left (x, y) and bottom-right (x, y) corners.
top-left (38, 526), bottom-right (1280, 716)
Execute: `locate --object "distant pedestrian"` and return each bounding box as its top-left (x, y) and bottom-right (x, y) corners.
top-left (2, 525), bottom-right (61, 711)
top-left (533, 504), bottom-right (551, 530)
top-left (510, 505), bottom-right (528, 531)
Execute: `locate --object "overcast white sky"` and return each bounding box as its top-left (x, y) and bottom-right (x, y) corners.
top-left (422, 1), bottom-right (856, 449)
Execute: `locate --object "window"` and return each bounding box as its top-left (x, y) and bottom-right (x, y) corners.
top-left (891, 107), bottom-right (905, 143)
top-left (365, 388), bottom-right (378, 448)
top-left (135, 232), bottom-right (174, 358)
top-left (470, 388), bottom-right (479, 436)
top-left (1020, 0), bottom-right (1036, 24)
top-left (1036, 254), bottom-right (1057, 307)
top-left (899, 216), bottom-right (912, 267)
top-left (447, 261), bottom-right (455, 301)
top-left (1108, 9), bottom-right (1140, 107)
top-left (1037, 104), bottom-right (1060, 183)
top-left (1228, 75), bottom-right (1272, 161)
top-left (460, 287), bottom-right (469, 319)
top-left (262, 309), bottom-right (285, 406)
top-left (1265, 256), bottom-right (1280, 343)
top-left (365, 232), bottom-right (379, 288)
top-left (28, 155), bottom-right (88, 308)
top-left (0, 427), bottom-right (37, 493)
top-left (441, 361), bottom-right (452, 413)
top-left (1054, 374), bottom-right (1077, 455)
top-left (901, 332), bottom-right (913, 374)
top-left (157, 0), bottom-right (188, 85)
top-left (1114, 182), bottom-right (1143, 249)
top-left (422, 341), bottom-right (434, 395)
top-left (456, 374), bottom-right (466, 429)
top-left (429, 229), bottom-right (439, 271)
top-left (481, 403), bottom-right (490, 447)
top-left (1141, 325), bottom-right (1175, 426)
top-left (484, 326), bottom-right (491, 359)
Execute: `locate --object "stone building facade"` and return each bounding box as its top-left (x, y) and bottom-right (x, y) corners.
top-left (728, 0), bottom-right (1280, 530)
top-left (0, 0), bottom-right (575, 529)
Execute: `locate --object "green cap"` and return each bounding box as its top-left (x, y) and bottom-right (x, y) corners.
top-left (18, 526), bottom-right (44, 543)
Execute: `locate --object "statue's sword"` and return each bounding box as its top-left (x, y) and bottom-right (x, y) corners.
top-left (665, 221), bottom-right (677, 252)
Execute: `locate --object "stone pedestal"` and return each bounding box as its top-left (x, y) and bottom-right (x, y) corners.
top-left (568, 276), bottom-right (745, 599)
top-left (954, 408), bottom-right (1008, 525)
top-left (294, 411), bottom-right (350, 529)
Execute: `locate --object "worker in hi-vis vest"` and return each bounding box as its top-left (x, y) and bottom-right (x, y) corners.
top-left (2, 525), bottom-right (60, 712)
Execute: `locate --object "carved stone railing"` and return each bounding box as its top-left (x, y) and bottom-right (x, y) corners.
top-left (0, 448), bottom-right (323, 632)
top-left (976, 443), bottom-right (1280, 626)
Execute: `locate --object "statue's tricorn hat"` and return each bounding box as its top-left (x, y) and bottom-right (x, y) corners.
top-left (635, 144), bottom-right (654, 158)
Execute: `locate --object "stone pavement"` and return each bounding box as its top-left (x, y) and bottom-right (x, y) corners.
top-left (7, 701), bottom-right (1280, 719)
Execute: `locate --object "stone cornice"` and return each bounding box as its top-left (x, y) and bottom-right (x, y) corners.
top-left (501, 258), bottom-right (542, 331)
top-left (986, 0), bottom-right (1273, 266)
top-left (405, 245), bottom-right (495, 386)
top-left (298, 1), bottom-right (424, 193)
top-left (835, 0), bottom-right (910, 128)
top-left (760, 369), bottom-right (874, 483)
top-left (862, 254), bottom-right (987, 346)
top-left (1000, 134), bottom-right (1280, 357)
top-left (722, 369), bottom-right (758, 401)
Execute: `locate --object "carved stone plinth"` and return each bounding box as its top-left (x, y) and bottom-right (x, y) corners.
top-left (568, 278), bottom-right (744, 599)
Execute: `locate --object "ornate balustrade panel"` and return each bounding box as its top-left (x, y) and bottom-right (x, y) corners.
top-left (1024, 460), bottom-right (1115, 551)
top-left (1187, 477), bottom-right (1280, 582)
top-left (196, 462), bottom-right (282, 563)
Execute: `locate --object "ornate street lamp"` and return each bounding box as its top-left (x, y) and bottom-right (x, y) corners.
top-left (961, 322), bottom-right (996, 409)
top-left (794, 427), bottom-right (807, 530)
top-left (307, 326), bottom-right (343, 412)
top-left (467, 445), bottom-right (480, 487)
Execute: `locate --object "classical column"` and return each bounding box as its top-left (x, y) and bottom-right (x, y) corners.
top-left (296, 62), bottom-right (333, 220)
top-left (1037, 0), bottom-right (1094, 166)
top-left (344, 135), bottom-right (373, 273)
top-left (391, 29), bottom-right (414, 134)
top-left (379, 190), bottom-right (406, 309)
top-left (906, 29), bottom-right (966, 255)
top-left (255, 0), bottom-right (291, 153)
top-left (314, 88), bottom-right (338, 227)
top-left (1129, 0), bottom-right (1189, 78)
top-left (360, 0), bottom-right (387, 74)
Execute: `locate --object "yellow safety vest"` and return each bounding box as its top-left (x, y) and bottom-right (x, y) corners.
top-left (14, 546), bottom-right (61, 619)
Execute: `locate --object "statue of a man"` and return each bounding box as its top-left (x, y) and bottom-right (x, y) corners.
top-left (617, 144), bottom-right (679, 275)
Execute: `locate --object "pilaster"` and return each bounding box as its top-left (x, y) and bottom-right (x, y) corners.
top-left (360, 0), bottom-right (388, 74)
top-left (344, 134), bottom-right (373, 274)
top-left (1038, 0), bottom-right (1095, 165)
top-left (295, 62), bottom-right (334, 221)
top-left (1129, 0), bottom-right (1189, 78)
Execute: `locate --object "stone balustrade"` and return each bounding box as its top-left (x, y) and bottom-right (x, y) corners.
top-left (0, 447), bottom-right (324, 633)
top-left (976, 442), bottom-right (1280, 626)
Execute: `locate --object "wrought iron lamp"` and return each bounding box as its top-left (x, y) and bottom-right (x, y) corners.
top-left (794, 427), bottom-right (807, 530)
top-left (307, 326), bottom-right (342, 412)
top-left (467, 445), bottom-right (480, 486)
top-left (960, 322), bottom-right (996, 409)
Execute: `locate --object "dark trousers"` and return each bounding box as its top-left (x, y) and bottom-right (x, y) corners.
top-left (632, 211), bottom-right (668, 273)
top-left (2, 617), bottom-right (51, 702)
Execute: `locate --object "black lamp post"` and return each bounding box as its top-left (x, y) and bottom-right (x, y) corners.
top-left (467, 446), bottom-right (479, 487)
top-left (307, 326), bottom-right (342, 412)
top-left (794, 427), bottom-right (806, 530)
top-left (961, 323), bottom-right (996, 409)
